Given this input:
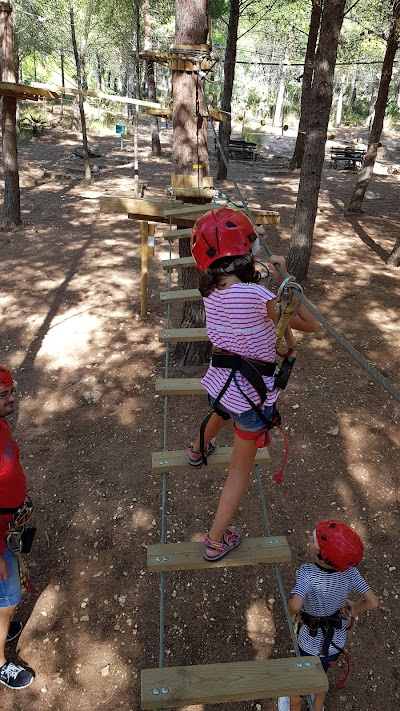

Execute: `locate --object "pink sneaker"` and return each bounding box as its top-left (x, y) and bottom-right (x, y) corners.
top-left (186, 440), bottom-right (216, 467)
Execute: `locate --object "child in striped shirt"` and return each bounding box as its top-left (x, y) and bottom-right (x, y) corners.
top-left (278, 520), bottom-right (378, 711)
top-left (186, 208), bottom-right (318, 562)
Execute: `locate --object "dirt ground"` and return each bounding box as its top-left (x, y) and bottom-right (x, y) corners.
top-left (0, 117), bottom-right (399, 711)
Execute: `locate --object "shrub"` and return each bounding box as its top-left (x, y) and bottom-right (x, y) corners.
top-left (19, 107), bottom-right (49, 135)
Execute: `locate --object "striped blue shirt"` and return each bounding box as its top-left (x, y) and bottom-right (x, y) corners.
top-left (292, 563), bottom-right (370, 656)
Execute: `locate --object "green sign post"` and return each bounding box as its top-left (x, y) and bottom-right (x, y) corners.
top-left (115, 124), bottom-right (125, 148)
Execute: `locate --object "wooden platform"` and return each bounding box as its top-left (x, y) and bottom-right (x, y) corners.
top-left (151, 447), bottom-right (269, 474)
top-left (158, 328), bottom-right (208, 343)
top-left (147, 536), bottom-right (291, 571)
top-left (141, 656), bottom-right (328, 708)
top-left (160, 289), bottom-right (202, 303)
top-left (99, 196), bottom-right (280, 227)
top-left (155, 378), bottom-right (204, 395)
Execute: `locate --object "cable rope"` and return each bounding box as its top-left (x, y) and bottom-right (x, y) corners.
top-left (157, 192), bottom-right (176, 670)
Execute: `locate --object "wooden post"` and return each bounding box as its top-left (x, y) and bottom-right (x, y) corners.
top-left (140, 221), bottom-right (149, 317)
top-left (147, 222), bottom-right (155, 257)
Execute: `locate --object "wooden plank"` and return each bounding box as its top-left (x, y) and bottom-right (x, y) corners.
top-left (159, 289), bottom-right (201, 303)
top-left (0, 81), bottom-right (59, 100)
top-left (172, 187), bottom-right (215, 199)
top-left (100, 196), bottom-right (280, 227)
top-left (163, 203), bottom-right (281, 226)
top-left (147, 536), bottom-right (290, 572)
top-left (147, 107), bottom-right (172, 118)
top-left (163, 203), bottom-right (216, 217)
top-left (161, 256), bottom-right (196, 270)
top-left (140, 222), bottom-right (149, 317)
top-left (155, 377), bottom-right (204, 394)
top-left (141, 656), bottom-right (328, 708)
top-left (171, 174), bottom-right (214, 188)
top-left (151, 446), bottom-right (269, 474)
top-left (163, 228), bottom-right (192, 240)
top-left (31, 82), bottom-right (160, 108)
top-left (158, 328), bottom-right (208, 343)
top-left (99, 196), bottom-right (183, 217)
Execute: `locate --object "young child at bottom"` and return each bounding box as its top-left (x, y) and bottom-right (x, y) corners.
top-left (186, 207), bottom-right (318, 562)
top-left (278, 520), bottom-right (378, 711)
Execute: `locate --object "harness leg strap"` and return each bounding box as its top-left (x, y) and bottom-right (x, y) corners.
top-left (233, 423), bottom-right (270, 448)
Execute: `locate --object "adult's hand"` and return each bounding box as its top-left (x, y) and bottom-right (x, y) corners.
top-left (0, 555), bottom-right (8, 581)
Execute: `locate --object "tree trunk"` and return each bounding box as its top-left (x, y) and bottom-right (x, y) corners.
top-left (134, 0), bottom-right (141, 99)
top-left (96, 52), bottom-right (104, 90)
top-left (0, 1), bottom-right (21, 227)
top-left (349, 69), bottom-right (357, 111)
top-left (143, 0), bottom-right (161, 156)
top-left (216, 0), bottom-right (239, 181)
top-left (335, 76), bottom-right (345, 127)
top-left (173, 0), bottom-right (210, 365)
top-left (69, 0), bottom-right (91, 185)
top-left (290, 0), bottom-right (322, 170)
top-left (387, 235), bottom-right (400, 266)
top-left (287, 0), bottom-right (346, 282)
top-left (347, 3), bottom-right (400, 213)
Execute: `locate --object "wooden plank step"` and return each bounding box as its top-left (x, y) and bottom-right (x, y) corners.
top-left (158, 328), bottom-right (208, 343)
top-left (141, 656), bottom-right (328, 708)
top-left (155, 378), bottom-right (204, 395)
top-left (163, 228), bottom-right (192, 240)
top-left (161, 256), bottom-right (196, 270)
top-left (151, 446), bottom-right (269, 474)
top-left (160, 288), bottom-right (201, 303)
top-left (147, 536), bottom-right (290, 572)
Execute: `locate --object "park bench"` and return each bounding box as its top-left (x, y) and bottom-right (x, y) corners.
top-left (214, 138), bottom-right (257, 161)
top-left (330, 146), bottom-right (366, 171)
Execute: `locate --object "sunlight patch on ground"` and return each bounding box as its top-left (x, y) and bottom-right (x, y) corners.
top-left (131, 505), bottom-right (154, 531)
top-left (39, 310), bottom-right (102, 368)
top-left (246, 598), bottom-right (275, 659)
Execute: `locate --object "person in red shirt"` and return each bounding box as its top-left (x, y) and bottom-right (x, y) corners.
top-left (0, 366), bottom-right (34, 689)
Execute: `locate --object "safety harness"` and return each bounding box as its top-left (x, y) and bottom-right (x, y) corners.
top-left (3, 496), bottom-right (36, 596)
top-left (199, 347), bottom-right (295, 483)
top-left (298, 608), bottom-right (352, 687)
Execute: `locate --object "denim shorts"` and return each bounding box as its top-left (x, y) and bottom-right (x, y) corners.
top-left (0, 546), bottom-right (22, 607)
top-left (211, 397), bottom-right (273, 432)
top-left (299, 645), bottom-right (340, 673)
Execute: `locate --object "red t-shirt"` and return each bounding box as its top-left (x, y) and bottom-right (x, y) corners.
top-left (0, 419), bottom-right (27, 554)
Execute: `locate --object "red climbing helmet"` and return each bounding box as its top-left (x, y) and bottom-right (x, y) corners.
top-left (0, 366), bottom-right (14, 388)
top-left (191, 208), bottom-right (258, 271)
top-left (315, 520), bottom-right (364, 572)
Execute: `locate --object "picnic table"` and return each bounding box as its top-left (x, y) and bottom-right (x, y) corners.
top-left (214, 138), bottom-right (257, 161)
top-left (330, 146), bottom-right (366, 171)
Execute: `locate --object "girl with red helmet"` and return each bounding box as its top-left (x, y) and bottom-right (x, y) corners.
top-left (278, 521), bottom-right (378, 711)
top-left (186, 208), bottom-right (318, 562)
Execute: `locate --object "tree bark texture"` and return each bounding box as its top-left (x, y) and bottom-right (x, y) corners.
top-left (172, 0), bottom-right (209, 177)
top-left (143, 0), bottom-right (161, 156)
top-left (347, 1), bottom-right (400, 213)
top-left (0, 1), bottom-right (21, 227)
top-left (387, 235), bottom-right (400, 266)
top-left (287, 0), bottom-right (346, 282)
top-left (290, 0), bottom-right (322, 171)
top-left (217, 0), bottom-right (239, 181)
top-left (69, 0), bottom-right (91, 185)
top-left (173, 0), bottom-right (210, 365)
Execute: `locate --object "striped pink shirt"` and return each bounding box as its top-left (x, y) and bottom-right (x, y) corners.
top-left (201, 282), bottom-right (279, 414)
